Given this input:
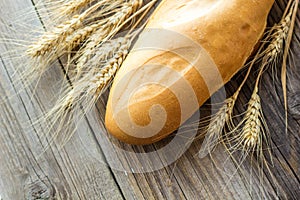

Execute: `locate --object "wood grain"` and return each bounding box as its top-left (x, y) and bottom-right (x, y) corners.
top-left (0, 1), bottom-right (123, 199)
top-left (0, 0), bottom-right (299, 199)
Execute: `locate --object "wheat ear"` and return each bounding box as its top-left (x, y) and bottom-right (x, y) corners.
top-left (240, 87), bottom-right (265, 150)
top-left (41, 35), bottom-right (133, 145)
top-left (199, 12), bottom-right (285, 157)
top-left (80, 37), bottom-right (128, 73)
top-left (65, 20), bottom-right (106, 51)
top-left (26, 1), bottom-right (106, 58)
top-left (226, 89), bottom-right (267, 157)
top-left (199, 49), bottom-right (264, 157)
top-left (26, 14), bottom-right (83, 57)
top-left (45, 0), bottom-right (95, 24)
top-left (261, 0), bottom-right (296, 137)
top-left (76, 0), bottom-right (143, 69)
top-left (265, 11), bottom-right (292, 64)
top-left (199, 94), bottom-right (238, 158)
top-left (90, 44), bottom-right (129, 96)
top-left (230, 0), bottom-right (296, 150)
top-left (201, 3), bottom-right (294, 154)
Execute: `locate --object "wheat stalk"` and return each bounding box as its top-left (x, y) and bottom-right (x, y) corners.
top-left (233, 1), bottom-right (296, 152)
top-left (215, 5), bottom-right (296, 187)
top-left (26, 1), bottom-right (107, 58)
top-left (209, 2), bottom-right (294, 153)
top-left (40, 35), bottom-right (132, 147)
top-left (198, 91), bottom-right (240, 157)
top-left (26, 14), bottom-right (83, 57)
top-left (224, 87), bottom-right (268, 160)
top-left (77, 0), bottom-right (142, 69)
top-left (197, 1), bottom-right (297, 196)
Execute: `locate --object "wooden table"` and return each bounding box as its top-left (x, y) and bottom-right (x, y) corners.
top-left (0, 0), bottom-right (299, 199)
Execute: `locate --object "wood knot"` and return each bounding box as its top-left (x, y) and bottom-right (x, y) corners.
top-left (24, 179), bottom-right (53, 200)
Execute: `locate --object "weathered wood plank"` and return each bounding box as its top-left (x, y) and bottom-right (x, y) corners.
top-left (0, 0), bottom-right (299, 199)
top-left (30, 0), bottom-right (273, 199)
top-left (88, 1), bottom-right (300, 199)
top-left (0, 1), bottom-right (123, 199)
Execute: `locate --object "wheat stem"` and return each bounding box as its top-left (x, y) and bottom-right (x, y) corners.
top-left (281, 0), bottom-right (298, 135)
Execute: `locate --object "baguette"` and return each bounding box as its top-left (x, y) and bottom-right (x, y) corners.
top-left (105, 0), bottom-right (275, 145)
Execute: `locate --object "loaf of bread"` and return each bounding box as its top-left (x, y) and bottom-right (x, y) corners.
top-left (105, 0), bottom-right (275, 145)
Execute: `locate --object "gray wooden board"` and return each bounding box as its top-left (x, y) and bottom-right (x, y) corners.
top-left (0, 0), bottom-right (299, 199)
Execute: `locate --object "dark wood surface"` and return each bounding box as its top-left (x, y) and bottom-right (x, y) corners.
top-left (0, 0), bottom-right (299, 199)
